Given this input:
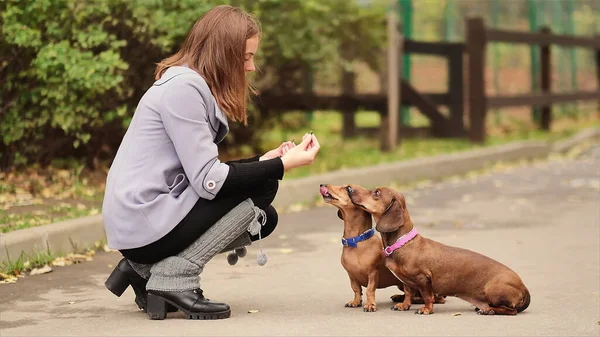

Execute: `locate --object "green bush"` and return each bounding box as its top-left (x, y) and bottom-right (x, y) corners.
top-left (0, 0), bottom-right (386, 170)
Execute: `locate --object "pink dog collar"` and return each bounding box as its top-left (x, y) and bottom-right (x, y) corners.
top-left (383, 228), bottom-right (418, 257)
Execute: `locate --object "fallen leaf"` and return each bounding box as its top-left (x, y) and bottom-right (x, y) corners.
top-left (52, 258), bottom-right (66, 267)
top-left (0, 276), bottom-right (17, 284)
top-left (29, 264), bottom-right (53, 276)
top-left (108, 264), bottom-right (113, 268)
top-left (57, 170), bottom-right (71, 179)
top-left (41, 188), bottom-right (53, 198)
top-left (287, 203), bottom-right (307, 213)
top-left (452, 312), bottom-right (461, 316)
top-left (416, 180), bottom-right (433, 188)
top-left (279, 248), bottom-right (293, 254)
top-left (69, 301), bottom-right (76, 304)
top-left (248, 309), bottom-right (259, 314)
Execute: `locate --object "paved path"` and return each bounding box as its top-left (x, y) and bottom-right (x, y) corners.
top-left (1, 144), bottom-right (599, 336)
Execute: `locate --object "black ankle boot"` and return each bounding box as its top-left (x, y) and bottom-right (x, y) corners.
top-left (105, 258), bottom-right (177, 313)
top-left (146, 288), bottom-right (231, 320)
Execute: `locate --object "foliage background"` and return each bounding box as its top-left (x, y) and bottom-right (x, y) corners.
top-left (1, 0), bottom-right (598, 170)
top-left (0, 0), bottom-right (387, 170)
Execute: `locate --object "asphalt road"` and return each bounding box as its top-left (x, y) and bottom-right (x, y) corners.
top-left (1, 144), bottom-right (599, 336)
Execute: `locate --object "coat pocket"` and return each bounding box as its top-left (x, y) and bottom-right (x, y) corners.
top-left (168, 173), bottom-right (188, 198)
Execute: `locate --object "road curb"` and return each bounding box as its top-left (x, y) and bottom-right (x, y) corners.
top-left (2, 127), bottom-right (598, 263)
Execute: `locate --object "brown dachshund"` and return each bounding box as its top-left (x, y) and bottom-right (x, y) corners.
top-left (319, 184), bottom-right (445, 312)
top-left (347, 185), bottom-right (531, 315)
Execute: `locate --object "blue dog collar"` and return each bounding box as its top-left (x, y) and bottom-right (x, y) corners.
top-left (341, 228), bottom-right (375, 248)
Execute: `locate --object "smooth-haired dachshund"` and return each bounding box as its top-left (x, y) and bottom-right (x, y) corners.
top-left (320, 184), bottom-right (445, 312)
top-left (347, 185), bottom-right (531, 315)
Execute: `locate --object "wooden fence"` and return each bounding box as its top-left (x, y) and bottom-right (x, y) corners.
top-left (255, 38), bottom-right (466, 151)
top-left (466, 18), bottom-right (600, 143)
top-left (255, 17), bottom-right (600, 150)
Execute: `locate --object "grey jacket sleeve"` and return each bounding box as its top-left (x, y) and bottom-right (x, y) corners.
top-left (159, 75), bottom-right (230, 200)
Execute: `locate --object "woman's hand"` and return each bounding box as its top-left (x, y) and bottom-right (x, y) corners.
top-left (260, 140), bottom-right (296, 161)
top-left (280, 133), bottom-right (320, 171)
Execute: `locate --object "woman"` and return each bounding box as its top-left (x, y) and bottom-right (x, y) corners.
top-left (102, 5), bottom-right (320, 320)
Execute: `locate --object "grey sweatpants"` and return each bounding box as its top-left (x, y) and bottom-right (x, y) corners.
top-left (129, 198), bottom-right (264, 292)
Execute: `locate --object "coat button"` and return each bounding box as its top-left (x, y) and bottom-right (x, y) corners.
top-left (206, 180), bottom-right (216, 190)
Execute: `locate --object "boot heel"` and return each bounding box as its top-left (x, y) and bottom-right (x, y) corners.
top-left (104, 267), bottom-right (130, 297)
top-left (147, 294), bottom-right (168, 320)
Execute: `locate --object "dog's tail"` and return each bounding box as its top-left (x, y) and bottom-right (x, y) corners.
top-left (516, 288), bottom-right (530, 313)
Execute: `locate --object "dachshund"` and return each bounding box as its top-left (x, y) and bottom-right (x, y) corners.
top-left (319, 184), bottom-right (445, 312)
top-left (347, 185), bottom-right (531, 315)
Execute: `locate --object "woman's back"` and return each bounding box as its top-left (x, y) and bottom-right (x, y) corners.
top-left (102, 66), bottom-right (230, 250)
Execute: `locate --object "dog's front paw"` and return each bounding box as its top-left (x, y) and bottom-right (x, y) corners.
top-left (476, 308), bottom-right (495, 315)
top-left (345, 300), bottom-right (362, 308)
top-left (392, 303), bottom-right (411, 311)
top-left (415, 307), bottom-right (433, 315)
top-left (363, 303), bottom-right (376, 312)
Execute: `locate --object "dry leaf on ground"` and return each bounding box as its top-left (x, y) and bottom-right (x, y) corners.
top-left (29, 264), bottom-right (53, 276)
top-left (0, 275), bottom-right (18, 284)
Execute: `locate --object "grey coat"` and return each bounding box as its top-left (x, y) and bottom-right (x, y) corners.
top-left (102, 66), bottom-right (231, 250)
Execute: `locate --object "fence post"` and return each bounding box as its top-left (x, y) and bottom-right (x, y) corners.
top-left (540, 27), bottom-right (552, 131)
top-left (383, 8), bottom-right (401, 152)
top-left (341, 69), bottom-right (356, 138)
top-left (448, 44), bottom-right (465, 137)
top-left (596, 41), bottom-right (600, 116)
top-left (399, 0), bottom-right (412, 127)
top-left (466, 18), bottom-right (487, 143)
top-left (527, 0), bottom-right (541, 123)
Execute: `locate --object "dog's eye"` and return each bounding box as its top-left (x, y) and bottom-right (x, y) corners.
top-left (374, 190), bottom-right (381, 197)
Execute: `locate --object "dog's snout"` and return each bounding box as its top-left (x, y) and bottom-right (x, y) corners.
top-left (346, 186), bottom-right (354, 194)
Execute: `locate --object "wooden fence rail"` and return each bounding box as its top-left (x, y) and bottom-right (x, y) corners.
top-left (466, 18), bottom-right (600, 143)
top-left (255, 38), bottom-right (466, 150)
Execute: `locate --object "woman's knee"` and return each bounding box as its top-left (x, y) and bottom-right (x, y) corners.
top-left (251, 205), bottom-right (278, 241)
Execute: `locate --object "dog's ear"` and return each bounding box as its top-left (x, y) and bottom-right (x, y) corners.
top-left (375, 196), bottom-right (404, 233)
top-left (337, 209), bottom-right (344, 220)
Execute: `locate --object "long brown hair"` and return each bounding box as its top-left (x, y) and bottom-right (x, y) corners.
top-left (154, 5), bottom-right (261, 125)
